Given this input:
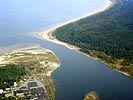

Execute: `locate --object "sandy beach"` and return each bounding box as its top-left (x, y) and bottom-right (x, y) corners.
top-left (38, 0), bottom-right (114, 58)
top-left (38, 0), bottom-right (113, 57)
top-left (38, 0), bottom-right (133, 78)
top-left (38, 0), bottom-right (113, 47)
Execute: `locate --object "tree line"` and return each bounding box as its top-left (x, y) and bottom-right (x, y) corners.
top-left (53, 0), bottom-right (133, 66)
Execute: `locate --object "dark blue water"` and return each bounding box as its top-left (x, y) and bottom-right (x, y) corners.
top-left (0, 0), bottom-right (133, 100)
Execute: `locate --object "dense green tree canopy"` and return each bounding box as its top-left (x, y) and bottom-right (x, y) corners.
top-left (0, 64), bottom-right (26, 90)
top-left (54, 0), bottom-right (133, 65)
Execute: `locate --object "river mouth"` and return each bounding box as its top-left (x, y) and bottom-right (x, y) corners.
top-left (0, 0), bottom-right (133, 100)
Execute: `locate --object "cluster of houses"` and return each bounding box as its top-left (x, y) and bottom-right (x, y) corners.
top-left (14, 81), bottom-right (46, 100)
top-left (0, 82), bottom-right (18, 98)
top-left (0, 81), bottom-right (46, 100)
top-left (0, 86), bottom-right (13, 98)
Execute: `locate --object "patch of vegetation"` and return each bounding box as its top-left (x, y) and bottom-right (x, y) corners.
top-left (0, 64), bottom-right (26, 90)
top-left (53, 0), bottom-right (133, 76)
top-left (0, 96), bottom-right (16, 100)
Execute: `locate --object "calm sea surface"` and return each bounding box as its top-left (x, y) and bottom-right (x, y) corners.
top-left (0, 0), bottom-right (133, 100)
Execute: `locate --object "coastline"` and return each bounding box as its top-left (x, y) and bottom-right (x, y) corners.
top-left (38, 0), bottom-right (113, 50)
top-left (38, 0), bottom-right (112, 58)
top-left (39, 0), bottom-right (113, 42)
top-left (38, 0), bottom-right (131, 78)
top-left (0, 44), bottom-right (60, 76)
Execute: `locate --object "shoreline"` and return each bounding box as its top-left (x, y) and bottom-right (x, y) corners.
top-left (39, 0), bottom-right (113, 41)
top-left (39, 0), bottom-right (113, 49)
top-left (38, 0), bottom-right (132, 78)
top-left (84, 91), bottom-right (99, 100)
top-left (0, 44), bottom-right (60, 76)
top-left (0, 45), bottom-right (60, 100)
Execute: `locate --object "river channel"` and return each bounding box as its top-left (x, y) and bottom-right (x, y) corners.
top-left (0, 0), bottom-right (133, 100)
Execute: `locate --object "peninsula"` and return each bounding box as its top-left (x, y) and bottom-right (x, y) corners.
top-left (0, 43), bottom-right (60, 100)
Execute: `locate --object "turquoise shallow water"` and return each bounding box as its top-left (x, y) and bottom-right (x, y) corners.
top-left (0, 0), bottom-right (133, 100)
